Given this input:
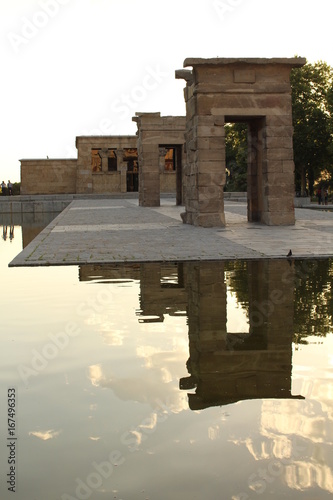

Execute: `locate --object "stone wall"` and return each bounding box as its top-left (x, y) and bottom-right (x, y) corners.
top-left (20, 159), bottom-right (77, 195)
top-left (19, 132), bottom-right (180, 197)
top-left (92, 171), bottom-right (121, 193)
top-left (160, 172), bottom-right (176, 193)
top-left (76, 135), bottom-right (137, 194)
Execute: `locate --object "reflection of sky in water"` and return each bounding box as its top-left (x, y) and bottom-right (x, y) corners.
top-left (0, 228), bottom-right (333, 499)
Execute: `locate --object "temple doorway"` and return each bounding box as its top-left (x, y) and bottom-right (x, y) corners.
top-left (225, 117), bottom-right (265, 222)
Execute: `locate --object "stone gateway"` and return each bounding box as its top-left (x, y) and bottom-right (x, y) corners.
top-left (176, 57), bottom-right (306, 226)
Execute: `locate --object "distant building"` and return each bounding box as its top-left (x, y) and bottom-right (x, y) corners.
top-left (20, 113), bottom-right (186, 205)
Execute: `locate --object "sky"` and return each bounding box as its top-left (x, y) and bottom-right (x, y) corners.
top-left (1, 0), bottom-right (333, 184)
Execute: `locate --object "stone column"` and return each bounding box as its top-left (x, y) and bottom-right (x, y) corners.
top-left (139, 142), bottom-right (160, 206)
top-left (247, 119), bottom-right (265, 222)
top-left (117, 149), bottom-right (127, 193)
top-left (99, 148), bottom-right (109, 173)
top-left (159, 147), bottom-right (168, 173)
top-left (134, 113), bottom-right (161, 207)
top-left (76, 140), bottom-right (93, 194)
top-left (263, 113), bottom-right (296, 225)
top-left (176, 69), bottom-right (226, 227)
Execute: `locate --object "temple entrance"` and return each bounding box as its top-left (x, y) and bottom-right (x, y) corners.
top-left (225, 117), bottom-right (265, 222)
top-left (126, 160), bottom-right (139, 192)
top-left (124, 149), bottom-right (139, 192)
top-left (160, 145), bottom-right (183, 205)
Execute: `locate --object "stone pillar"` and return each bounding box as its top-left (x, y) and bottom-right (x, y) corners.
top-left (159, 147), bottom-right (168, 173)
top-left (181, 115), bottom-right (226, 227)
top-left (247, 119), bottom-right (265, 222)
top-left (99, 148), bottom-right (109, 173)
top-left (117, 149), bottom-right (127, 193)
top-left (76, 140), bottom-right (93, 194)
top-left (194, 116), bottom-right (226, 227)
top-left (133, 113), bottom-right (161, 207)
top-left (176, 70), bottom-right (226, 227)
top-left (140, 143), bottom-right (160, 206)
top-left (263, 113), bottom-right (296, 225)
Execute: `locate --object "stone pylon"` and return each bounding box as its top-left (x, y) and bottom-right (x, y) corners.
top-left (176, 57), bottom-right (306, 227)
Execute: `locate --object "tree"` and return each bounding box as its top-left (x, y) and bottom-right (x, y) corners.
top-left (224, 61), bottom-right (333, 195)
top-left (293, 259), bottom-right (333, 343)
top-left (290, 60), bottom-right (333, 195)
top-left (225, 122), bottom-right (247, 192)
top-left (225, 259), bottom-right (333, 346)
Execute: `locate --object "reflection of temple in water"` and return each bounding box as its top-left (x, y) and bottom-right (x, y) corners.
top-left (79, 262), bottom-right (187, 322)
top-left (79, 260), bottom-right (303, 410)
top-left (180, 260), bottom-right (303, 410)
top-left (79, 263), bottom-right (141, 283)
top-left (138, 263), bottom-right (187, 322)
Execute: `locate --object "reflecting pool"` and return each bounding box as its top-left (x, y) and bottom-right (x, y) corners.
top-left (1, 220), bottom-right (333, 500)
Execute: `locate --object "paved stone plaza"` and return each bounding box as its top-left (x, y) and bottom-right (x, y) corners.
top-left (8, 198), bottom-right (333, 267)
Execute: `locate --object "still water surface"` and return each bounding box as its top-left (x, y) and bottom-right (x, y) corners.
top-left (1, 217), bottom-right (333, 499)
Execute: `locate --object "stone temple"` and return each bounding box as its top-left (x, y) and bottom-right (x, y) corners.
top-left (20, 57), bottom-right (306, 226)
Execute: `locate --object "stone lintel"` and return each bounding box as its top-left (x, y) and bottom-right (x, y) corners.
top-left (135, 114), bottom-right (186, 131)
top-left (135, 112), bottom-right (161, 118)
top-left (76, 135), bottom-right (136, 144)
top-left (184, 57), bottom-right (306, 68)
top-left (20, 159), bottom-right (77, 163)
top-left (193, 83), bottom-right (292, 94)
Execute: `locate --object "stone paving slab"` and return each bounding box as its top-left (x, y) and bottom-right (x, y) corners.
top-left (8, 199), bottom-right (333, 267)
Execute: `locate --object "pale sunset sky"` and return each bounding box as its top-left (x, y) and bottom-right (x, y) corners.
top-left (1, 0), bottom-right (333, 183)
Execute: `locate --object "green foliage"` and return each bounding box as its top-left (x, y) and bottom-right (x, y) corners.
top-left (225, 259), bottom-right (333, 345)
top-left (293, 259), bottom-right (333, 342)
top-left (12, 182), bottom-right (20, 195)
top-left (291, 60), bottom-right (333, 194)
top-left (225, 123), bottom-right (248, 192)
top-left (225, 261), bottom-right (249, 307)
